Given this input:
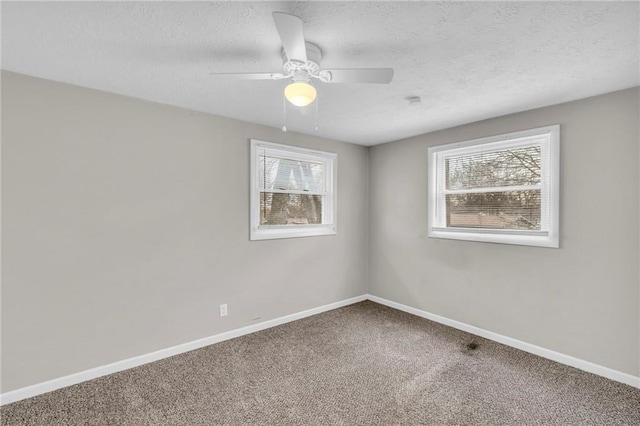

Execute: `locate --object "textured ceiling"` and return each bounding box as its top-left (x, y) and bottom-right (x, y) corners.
top-left (2, 1), bottom-right (639, 146)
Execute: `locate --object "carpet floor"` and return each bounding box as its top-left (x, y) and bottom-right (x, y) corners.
top-left (2, 301), bottom-right (639, 425)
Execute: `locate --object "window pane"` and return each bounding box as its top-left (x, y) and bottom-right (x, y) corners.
top-left (260, 192), bottom-right (323, 225)
top-left (446, 145), bottom-right (541, 190)
top-left (259, 155), bottom-right (324, 192)
top-left (446, 190), bottom-right (541, 230)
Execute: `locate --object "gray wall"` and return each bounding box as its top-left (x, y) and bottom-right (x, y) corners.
top-left (1, 71), bottom-right (370, 393)
top-left (369, 87), bottom-right (640, 377)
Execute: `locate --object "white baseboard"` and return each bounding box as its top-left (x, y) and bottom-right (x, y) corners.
top-left (3, 293), bottom-right (637, 405)
top-left (367, 294), bottom-right (640, 389)
top-left (0, 294), bottom-right (368, 406)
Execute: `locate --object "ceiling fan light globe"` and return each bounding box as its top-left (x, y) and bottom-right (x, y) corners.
top-left (285, 82), bottom-right (317, 107)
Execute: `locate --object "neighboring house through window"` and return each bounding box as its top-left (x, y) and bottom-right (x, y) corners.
top-left (428, 125), bottom-right (560, 248)
top-left (250, 139), bottom-right (337, 240)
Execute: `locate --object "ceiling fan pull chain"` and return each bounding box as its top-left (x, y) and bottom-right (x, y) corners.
top-left (282, 93), bottom-right (287, 132)
top-left (315, 94), bottom-right (319, 133)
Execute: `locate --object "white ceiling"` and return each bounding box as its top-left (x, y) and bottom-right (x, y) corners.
top-left (2, 1), bottom-right (639, 146)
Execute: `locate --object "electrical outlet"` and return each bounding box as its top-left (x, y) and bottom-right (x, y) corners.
top-left (219, 304), bottom-right (228, 317)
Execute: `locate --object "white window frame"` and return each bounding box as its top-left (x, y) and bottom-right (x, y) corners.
top-left (427, 125), bottom-right (560, 248)
top-left (250, 139), bottom-right (337, 241)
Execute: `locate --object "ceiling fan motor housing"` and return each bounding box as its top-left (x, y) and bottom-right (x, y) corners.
top-left (282, 42), bottom-right (322, 77)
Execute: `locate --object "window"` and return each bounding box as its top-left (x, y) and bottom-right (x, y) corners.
top-left (250, 139), bottom-right (337, 240)
top-left (428, 125), bottom-right (559, 248)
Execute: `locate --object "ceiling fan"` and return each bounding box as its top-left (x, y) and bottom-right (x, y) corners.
top-left (210, 12), bottom-right (394, 108)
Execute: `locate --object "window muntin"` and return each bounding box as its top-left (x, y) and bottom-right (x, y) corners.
top-left (250, 140), bottom-right (336, 240)
top-left (428, 126), bottom-right (559, 248)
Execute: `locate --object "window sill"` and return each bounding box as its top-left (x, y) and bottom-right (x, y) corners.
top-left (250, 225), bottom-right (337, 241)
top-left (429, 228), bottom-right (559, 248)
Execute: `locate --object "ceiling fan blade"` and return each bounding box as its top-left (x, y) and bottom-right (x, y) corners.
top-left (321, 68), bottom-right (394, 84)
top-left (272, 12), bottom-right (307, 64)
top-left (209, 72), bottom-right (286, 80)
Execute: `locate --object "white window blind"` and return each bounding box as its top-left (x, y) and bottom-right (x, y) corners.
top-left (250, 140), bottom-right (336, 240)
top-left (428, 126), bottom-right (559, 248)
